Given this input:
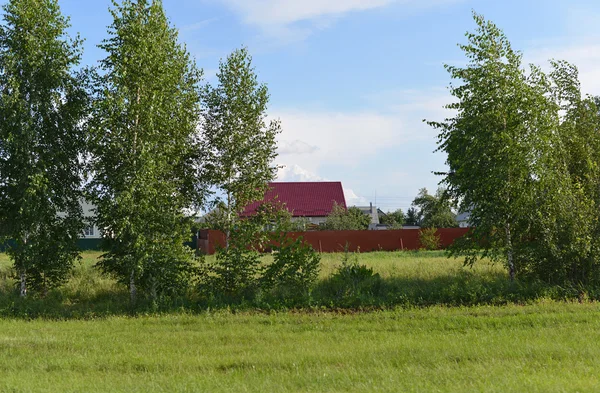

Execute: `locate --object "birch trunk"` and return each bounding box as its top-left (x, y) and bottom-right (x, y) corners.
top-left (225, 189), bottom-right (231, 251)
top-left (130, 269), bottom-right (137, 305)
top-left (19, 271), bottom-right (27, 297)
top-left (20, 234), bottom-right (27, 297)
top-left (505, 222), bottom-right (515, 281)
top-left (149, 273), bottom-right (157, 304)
top-left (503, 114), bottom-right (516, 281)
top-left (129, 88), bottom-right (140, 306)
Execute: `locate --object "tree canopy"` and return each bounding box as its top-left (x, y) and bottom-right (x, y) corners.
top-left (321, 204), bottom-right (371, 231)
top-left (0, 0), bottom-right (88, 296)
top-left (89, 0), bottom-right (202, 303)
top-left (200, 47), bottom-right (281, 248)
top-left (404, 207), bottom-right (421, 227)
top-left (430, 12), bottom-right (600, 284)
top-left (379, 209), bottom-right (404, 229)
top-left (411, 188), bottom-right (457, 229)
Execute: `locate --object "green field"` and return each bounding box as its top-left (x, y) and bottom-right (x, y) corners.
top-left (0, 303), bottom-right (599, 392)
top-left (0, 252), bottom-right (598, 392)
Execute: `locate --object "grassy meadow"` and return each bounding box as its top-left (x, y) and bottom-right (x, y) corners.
top-left (1, 303), bottom-right (599, 392)
top-left (0, 250), bottom-right (585, 317)
top-left (0, 251), bottom-right (599, 392)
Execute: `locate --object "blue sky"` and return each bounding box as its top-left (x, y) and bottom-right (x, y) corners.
top-left (16, 0), bottom-right (600, 211)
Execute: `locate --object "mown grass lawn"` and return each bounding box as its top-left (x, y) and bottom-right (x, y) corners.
top-left (0, 302), bottom-right (599, 392)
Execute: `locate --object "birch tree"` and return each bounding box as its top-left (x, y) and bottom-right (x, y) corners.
top-left (0, 0), bottom-right (88, 296)
top-left (200, 47), bottom-right (280, 248)
top-left (530, 61), bottom-right (600, 285)
top-left (89, 0), bottom-right (202, 304)
top-left (432, 14), bottom-right (600, 285)
top-left (429, 13), bottom-right (559, 280)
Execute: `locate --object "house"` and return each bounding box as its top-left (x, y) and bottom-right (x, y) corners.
top-left (78, 200), bottom-right (198, 250)
top-left (0, 200), bottom-right (104, 251)
top-left (456, 211), bottom-right (472, 228)
top-left (242, 182), bottom-right (347, 226)
top-left (355, 203), bottom-right (381, 230)
top-left (80, 200), bottom-right (100, 238)
top-left (78, 200), bottom-right (103, 250)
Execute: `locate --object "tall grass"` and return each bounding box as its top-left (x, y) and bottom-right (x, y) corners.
top-left (0, 250), bottom-right (593, 318)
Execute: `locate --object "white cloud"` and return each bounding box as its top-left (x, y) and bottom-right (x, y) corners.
top-left (180, 18), bottom-right (217, 32)
top-left (273, 88), bottom-right (451, 173)
top-left (344, 188), bottom-right (369, 206)
top-left (214, 0), bottom-right (464, 44)
top-left (528, 43), bottom-right (600, 96)
top-left (271, 88), bottom-right (453, 210)
top-left (218, 0), bottom-right (391, 26)
top-left (523, 3), bottom-right (600, 97)
top-left (274, 109), bottom-right (400, 173)
top-left (278, 140), bottom-right (319, 155)
top-left (276, 164), bottom-right (368, 206)
top-left (277, 164), bottom-right (324, 182)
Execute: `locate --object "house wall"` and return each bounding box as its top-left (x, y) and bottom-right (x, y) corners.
top-left (1, 200), bottom-right (196, 252)
top-left (198, 228), bottom-right (470, 255)
top-left (291, 216), bottom-right (327, 226)
top-left (81, 201), bottom-right (101, 240)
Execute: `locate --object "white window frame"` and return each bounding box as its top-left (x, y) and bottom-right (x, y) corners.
top-left (83, 225), bottom-right (95, 237)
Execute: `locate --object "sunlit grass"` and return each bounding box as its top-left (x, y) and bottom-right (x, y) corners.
top-left (0, 303), bottom-right (599, 392)
top-left (318, 250), bottom-right (505, 279)
top-left (0, 251), bottom-right (598, 391)
top-left (0, 250), bottom-right (580, 317)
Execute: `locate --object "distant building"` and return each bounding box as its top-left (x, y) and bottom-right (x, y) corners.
top-left (78, 201), bottom-right (102, 250)
top-left (456, 211), bottom-right (472, 228)
top-left (77, 201), bottom-right (197, 250)
top-left (242, 181), bottom-right (347, 226)
top-left (355, 203), bottom-right (381, 230)
top-left (80, 200), bottom-right (101, 240)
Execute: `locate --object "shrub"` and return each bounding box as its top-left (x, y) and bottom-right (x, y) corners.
top-left (419, 228), bottom-right (441, 250)
top-left (198, 247), bottom-right (261, 304)
top-left (320, 203), bottom-right (371, 230)
top-left (198, 203), bottom-right (322, 306)
top-left (260, 237), bottom-right (321, 305)
top-left (320, 245), bottom-right (382, 306)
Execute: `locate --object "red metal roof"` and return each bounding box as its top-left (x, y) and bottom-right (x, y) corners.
top-left (242, 182), bottom-right (347, 217)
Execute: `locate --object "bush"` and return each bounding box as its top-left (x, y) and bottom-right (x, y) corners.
top-left (320, 203), bottom-right (371, 230)
top-left (319, 245), bottom-right (382, 306)
top-left (260, 237), bottom-right (321, 305)
top-left (198, 203), bottom-right (322, 307)
top-left (198, 247), bottom-right (261, 304)
top-left (419, 228), bottom-right (441, 250)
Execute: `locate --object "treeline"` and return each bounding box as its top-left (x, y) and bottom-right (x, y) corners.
top-left (380, 188), bottom-right (458, 229)
top-left (324, 188), bottom-right (457, 231)
top-left (0, 0), bottom-right (297, 304)
top-left (431, 13), bottom-right (600, 285)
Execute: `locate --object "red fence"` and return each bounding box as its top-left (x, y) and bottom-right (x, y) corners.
top-left (198, 228), bottom-right (470, 255)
